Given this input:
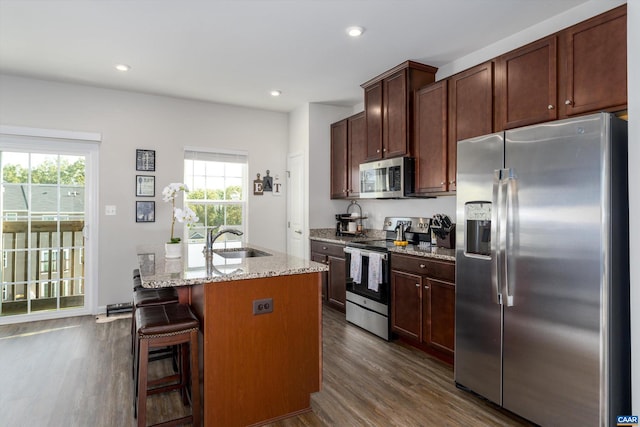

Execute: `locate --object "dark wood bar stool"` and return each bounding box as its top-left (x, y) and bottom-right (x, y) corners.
top-left (134, 303), bottom-right (200, 427)
top-left (130, 269), bottom-right (179, 355)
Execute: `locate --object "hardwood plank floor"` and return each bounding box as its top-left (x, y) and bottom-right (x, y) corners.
top-left (0, 308), bottom-right (533, 426)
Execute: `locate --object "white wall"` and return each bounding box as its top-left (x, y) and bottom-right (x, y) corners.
top-left (308, 103), bottom-right (353, 228)
top-left (0, 74), bottom-right (289, 310)
top-left (627, 0), bottom-right (639, 416)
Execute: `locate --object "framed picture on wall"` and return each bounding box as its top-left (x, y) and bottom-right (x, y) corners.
top-left (136, 201), bottom-right (155, 222)
top-left (136, 149), bottom-right (156, 171)
top-left (136, 175), bottom-right (155, 197)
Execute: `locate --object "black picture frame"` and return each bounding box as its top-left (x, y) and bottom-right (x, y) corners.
top-left (136, 175), bottom-right (155, 197)
top-left (136, 149), bottom-right (156, 171)
top-left (136, 201), bottom-right (155, 222)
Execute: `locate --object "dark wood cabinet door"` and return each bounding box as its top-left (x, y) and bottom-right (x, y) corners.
top-left (328, 255), bottom-right (346, 312)
top-left (383, 71), bottom-right (408, 158)
top-left (559, 5), bottom-right (626, 117)
top-left (414, 80), bottom-right (448, 194)
top-left (311, 253), bottom-right (328, 301)
top-left (391, 270), bottom-right (422, 341)
top-left (364, 82), bottom-right (384, 161)
top-left (424, 278), bottom-right (455, 356)
top-left (496, 36), bottom-right (557, 130)
top-left (330, 119), bottom-right (348, 199)
top-left (347, 112), bottom-right (366, 197)
top-left (448, 61), bottom-right (494, 191)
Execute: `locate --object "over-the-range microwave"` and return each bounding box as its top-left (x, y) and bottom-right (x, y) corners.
top-left (359, 156), bottom-right (414, 198)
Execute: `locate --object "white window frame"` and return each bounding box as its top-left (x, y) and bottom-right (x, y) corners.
top-left (183, 147), bottom-right (248, 245)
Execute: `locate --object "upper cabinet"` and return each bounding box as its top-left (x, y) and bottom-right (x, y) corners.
top-left (330, 112), bottom-right (366, 199)
top-left (330, 119), bottom-right (348, 199)
top-left (414, 80), bottom-right (448, 195)
top-left (447, 61), bottom-right (494, 192)
top-left (558, 5), bottom-right (627, 118)
top-left (361, 61), bottom-right (437, 161)
top-left (495, 36), bottom-right (558, 130)
top-left (347, 112), bottom-right (367, 198)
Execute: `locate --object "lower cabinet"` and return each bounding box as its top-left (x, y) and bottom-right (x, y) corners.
top-left (390, 253), bottom-right (455, 359)
top-left (310, 240), bottom-right (346, 312)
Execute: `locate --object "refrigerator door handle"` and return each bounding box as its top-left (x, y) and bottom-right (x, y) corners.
top-left (503, 169), bottom-right (517, 307)
top-left (491, 170), bottom-right (503, 305)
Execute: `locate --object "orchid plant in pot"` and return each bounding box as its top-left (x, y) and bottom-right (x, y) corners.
top-left (162, 183), bottom-right (198, 258)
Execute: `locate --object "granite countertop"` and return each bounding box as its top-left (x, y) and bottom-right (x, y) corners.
top-left (309, 228), bottom-right (456, 262)
top-left (136, 243), bottom-right (328, 288)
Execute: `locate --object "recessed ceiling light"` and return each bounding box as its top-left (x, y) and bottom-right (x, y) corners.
top-left (346, 26), bottom-right (364, 37)
top-left (115, 64), bottom-right (131, 72)
top-left (270, 90), bottom-right (282, 97)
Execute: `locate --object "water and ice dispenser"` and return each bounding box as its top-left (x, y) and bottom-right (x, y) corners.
top-left (465, 202), bottom-right (492, 256)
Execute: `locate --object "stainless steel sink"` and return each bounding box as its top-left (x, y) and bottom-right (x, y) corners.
top-left (213, 248), bottom-right (271, 259)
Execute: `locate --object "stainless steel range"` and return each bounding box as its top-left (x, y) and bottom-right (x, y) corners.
top-left (344, 216), bottom-right (431, 340)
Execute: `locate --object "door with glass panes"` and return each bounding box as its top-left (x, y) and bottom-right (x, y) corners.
top-left (1, 150), bottom-right (88, 318)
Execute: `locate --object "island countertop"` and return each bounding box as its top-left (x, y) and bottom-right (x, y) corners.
top-left (136, 243), bottom-right (328, 288)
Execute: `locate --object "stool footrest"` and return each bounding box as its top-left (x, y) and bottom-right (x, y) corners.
top-left (148, 415), bottom-right (193, 427)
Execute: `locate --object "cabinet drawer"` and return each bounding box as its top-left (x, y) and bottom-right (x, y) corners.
top-left (311, 240), bottom-right (346, 258)
top-left (391, 254), bottom-right (455, 282)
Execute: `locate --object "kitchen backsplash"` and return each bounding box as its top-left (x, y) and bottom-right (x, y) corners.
top-left (329, 196), bottom-right (456, 231)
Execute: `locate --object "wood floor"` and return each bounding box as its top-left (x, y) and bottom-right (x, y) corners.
top-left (0, 307), bottom-right (533, 427)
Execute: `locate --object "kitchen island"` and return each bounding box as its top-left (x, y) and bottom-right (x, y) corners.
top-left (136, 243), bottom-right (328, 427)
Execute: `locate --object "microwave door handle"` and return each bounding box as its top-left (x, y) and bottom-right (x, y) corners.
top-left (491, 169), bottom-right (503, 306)
top-left (385, 167), bottom-right (390, 192)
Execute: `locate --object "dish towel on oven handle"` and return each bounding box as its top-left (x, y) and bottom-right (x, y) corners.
top-left (349, 249), bottom-right (362, 284)
top-left (368, 252), bottom-right (382, 292)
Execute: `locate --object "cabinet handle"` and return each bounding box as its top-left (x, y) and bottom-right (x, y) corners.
top-left (440, 181), bottom-right (445, 185)
top-left (415, 283), bottom-right (420, 287)
top-left (383, 148), bottom-right (387, 152)
top-left (424, 285), bottom-right (430, 289)
top-left (565, 99), bottom-right (572, 105)
top-left (322, 246), bottom-right (327, 250)
top-left (376, 149), bottom-right (380, 153)
top-left (419, 264), bottom-right (426, 268)
top-left (547, 104), bottom-right (554, 110)
top-left (449, 180), bottom-right (456, 185)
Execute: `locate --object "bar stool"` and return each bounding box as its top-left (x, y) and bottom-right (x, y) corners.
top-left (134, 303), bottom-right (200, 427)
top-left (130, 268), bottom-right (179, 355)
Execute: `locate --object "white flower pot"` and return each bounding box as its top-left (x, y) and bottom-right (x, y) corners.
top-left (165, 242), bottom-right (182, 259)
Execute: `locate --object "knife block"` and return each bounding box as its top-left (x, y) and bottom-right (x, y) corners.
top-left (435, 225), bottom-right (456, 249)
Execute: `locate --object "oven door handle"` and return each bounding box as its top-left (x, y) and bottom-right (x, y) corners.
top-left (344, 246), bottom-right (388, 261)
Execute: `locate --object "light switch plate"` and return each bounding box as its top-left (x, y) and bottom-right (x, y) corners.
top-left (105, 205), bottom-right (117, 215)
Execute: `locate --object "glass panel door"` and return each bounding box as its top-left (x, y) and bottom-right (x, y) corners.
top-left (1, 151), bottom-right (86, 317)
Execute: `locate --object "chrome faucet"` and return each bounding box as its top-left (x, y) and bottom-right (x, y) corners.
top-left (206, 228), bottom-right (244, 251)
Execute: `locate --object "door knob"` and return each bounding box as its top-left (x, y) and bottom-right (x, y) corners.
top-left (295, 230), bottom-right (302, 235)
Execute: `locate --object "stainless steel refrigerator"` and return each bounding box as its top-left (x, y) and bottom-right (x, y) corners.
top-left (455, 112), bottom-right (630, 426)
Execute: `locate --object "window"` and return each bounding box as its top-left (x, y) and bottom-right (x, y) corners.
top-left (183, 150), bottom-right (248, 247)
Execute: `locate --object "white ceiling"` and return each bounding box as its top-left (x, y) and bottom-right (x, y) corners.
top-left (0, 0), bottom-right (590, 113)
